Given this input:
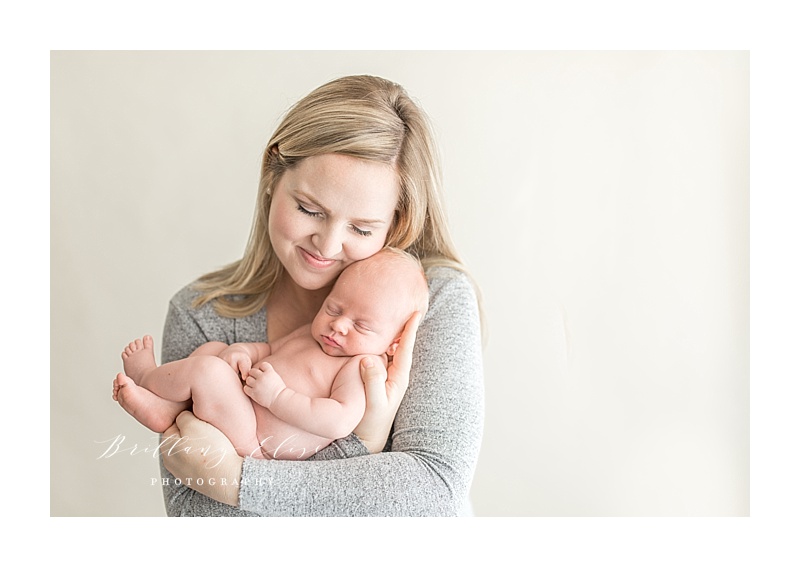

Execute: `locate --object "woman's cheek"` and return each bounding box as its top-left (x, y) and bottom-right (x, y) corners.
top-left (354, 234), bottom-right (389, 262)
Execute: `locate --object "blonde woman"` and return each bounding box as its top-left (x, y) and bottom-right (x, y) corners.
top-left (159, 75), bottom-right (484, 516)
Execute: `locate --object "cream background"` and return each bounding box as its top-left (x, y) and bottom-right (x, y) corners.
top-left (51, 51), bottom-right (748, 516)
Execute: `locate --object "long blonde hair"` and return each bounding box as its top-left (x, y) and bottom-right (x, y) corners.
top-left (194, 75), bottom-right (480, 322)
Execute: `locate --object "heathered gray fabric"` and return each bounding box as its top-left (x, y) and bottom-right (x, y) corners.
top-left (158, 266), bottom-right (484, 516)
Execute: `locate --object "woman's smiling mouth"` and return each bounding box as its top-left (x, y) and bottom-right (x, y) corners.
top-left (299, 247), bottom-right (336, 269)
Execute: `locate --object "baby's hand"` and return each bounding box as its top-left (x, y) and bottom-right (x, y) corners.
top-left (219, 344), bottom-right (253, 380)
top-left (244, 361), bottom-right (286, 408)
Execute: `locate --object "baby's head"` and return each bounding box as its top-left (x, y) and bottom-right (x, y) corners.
top-left (311, 247), bottom-right (429, 357)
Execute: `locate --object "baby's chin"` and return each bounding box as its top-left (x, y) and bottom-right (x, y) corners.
top-left (315, 338), bottom-right (385, 358)
top-left (316, 338), bottom-right (354, 357)
top-left (317, 341), bottom-right (344, 357)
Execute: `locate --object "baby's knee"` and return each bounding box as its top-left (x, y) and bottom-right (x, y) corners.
top-left (190, 341), bottom-right (229, 357)
top-left (187, 354), bottom-right (236, 379)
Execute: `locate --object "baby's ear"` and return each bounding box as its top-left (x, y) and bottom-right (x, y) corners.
top-left (386, 337), bottom-right (401, 357)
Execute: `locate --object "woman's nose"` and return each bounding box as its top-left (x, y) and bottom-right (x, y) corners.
top-left (312, 226), bottom-right (343, 259)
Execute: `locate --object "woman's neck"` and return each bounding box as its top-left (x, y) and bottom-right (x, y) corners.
top-left (266, 275), bottom-right (332, 340)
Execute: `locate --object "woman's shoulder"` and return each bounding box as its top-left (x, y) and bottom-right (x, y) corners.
top-left (423, 266), bottom-right (481, 323)
top-left (164, 280), bottom-right (227, 333)
top-left (167, 281), bottom-right (226, 324)
top-left (417, 265), bottom-right (483, 359)
top-left (425, 266), bottom-right (478, 301)
top-left (168, 280), bottom-right (205, 310)
top-left (164, 280), bottom-right (267, 348)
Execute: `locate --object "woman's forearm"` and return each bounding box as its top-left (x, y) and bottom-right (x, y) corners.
top-left (159, 270), bottom-right (483, 517)
top-left (237, 269), bottom-right (484, 516)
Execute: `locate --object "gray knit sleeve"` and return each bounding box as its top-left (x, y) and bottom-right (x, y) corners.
top-left (160, 285), bottom-right (242, 363)
top-left (237, 267), bottom-right (485, 516)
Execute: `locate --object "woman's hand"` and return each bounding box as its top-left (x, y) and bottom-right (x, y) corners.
top-left (354, 311), bottom-right (422, 453)
top-left (161, 411), bottom-right (244, 507)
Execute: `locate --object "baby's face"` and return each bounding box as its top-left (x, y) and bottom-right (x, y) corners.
top-left (310, 268), bottom-right (408, 357)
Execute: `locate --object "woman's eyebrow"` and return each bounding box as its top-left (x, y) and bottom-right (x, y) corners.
top-left (295, 190), bottom-right (388, 226)
top-left (353, 217), bottom-right (388, 227)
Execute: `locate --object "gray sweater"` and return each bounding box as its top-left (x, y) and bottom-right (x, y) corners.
top-left (158, 266), bottom-right (484, 516)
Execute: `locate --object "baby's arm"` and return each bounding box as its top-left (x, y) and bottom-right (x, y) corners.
top-left (245, 357), bottom-right (370, 440)
top-left (218, 342), bottom-right (271, 379)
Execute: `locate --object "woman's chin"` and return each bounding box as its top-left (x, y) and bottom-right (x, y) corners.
top-left (285, 264), bottom-right (339, 292)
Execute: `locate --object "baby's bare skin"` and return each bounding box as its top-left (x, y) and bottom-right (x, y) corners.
top-left (120, 335), bottom-right (158, 382)
top-left (113, 328), bottom-right (372, 459)
top-left (113, 336), bottom-right (190, 433)
top-left (246, 325), bottom-right (367, 459)
top-left (112, 248), bottom-right (426, 460)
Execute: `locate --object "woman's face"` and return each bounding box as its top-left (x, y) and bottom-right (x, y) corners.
top-left (269, 153), bottom-right (400, 291)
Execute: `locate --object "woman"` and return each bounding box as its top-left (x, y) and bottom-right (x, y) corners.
top-left (158, 75), bottom-right (484, 516)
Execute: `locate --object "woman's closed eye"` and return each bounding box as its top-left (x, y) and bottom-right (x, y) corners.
top-left (297, 203), bottom-right (371, 236)
top-left (297, 203), bottom-right (322, 218)
top-left (350, 224), bottom-right (372, 237)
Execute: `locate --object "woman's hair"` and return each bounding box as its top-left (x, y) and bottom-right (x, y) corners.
top-left (194, 75), bottom-right (479, 320)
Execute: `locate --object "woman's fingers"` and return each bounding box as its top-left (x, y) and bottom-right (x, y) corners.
top-left (160, 411), bottom-right (243, 506)
top-left (387, 311), bottom-right (422, 393)
top-left (353, 312), bottom-right (421, 454)
top-left (160, 421), bottom-right (181, 449)
top-left (354, 357), bottom-right (394, 453)
top-left (175, 410), bottom-right (233, 447)
top-left (360, 356), bottom-right (389, 409)
top-left (174, 409), bottom-right (195, 430)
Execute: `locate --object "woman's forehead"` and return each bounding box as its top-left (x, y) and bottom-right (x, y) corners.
top-left (288, 155), bottom-right (399, 212)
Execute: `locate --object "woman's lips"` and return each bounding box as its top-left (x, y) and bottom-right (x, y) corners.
top-left (299, 247), bottom-right (336, 269)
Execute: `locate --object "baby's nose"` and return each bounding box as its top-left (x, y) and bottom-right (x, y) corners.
top-left (331, 317), bottom-right (348, 335)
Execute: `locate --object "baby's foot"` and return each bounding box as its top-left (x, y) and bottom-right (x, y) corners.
top-left (112, 373), bottom-right (186, 433)
top-left (121, 335), bottom-right (157, 384)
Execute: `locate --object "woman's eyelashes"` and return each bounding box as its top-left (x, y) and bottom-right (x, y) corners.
top-left (297, 203), bottom-right (322, 218)
top-left (351, 225), bottom-right (371, 237)
top-left (296, 203), bottom-right (372, 237)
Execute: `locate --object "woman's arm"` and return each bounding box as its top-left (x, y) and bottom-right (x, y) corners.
top-left (236, 268), bottom-right (484, 516)
top-left (161, 270), bottom-right (483, 516)
top-left (352, 313), bottom-right (421, 453)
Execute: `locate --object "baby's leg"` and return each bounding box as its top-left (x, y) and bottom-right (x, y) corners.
top-left (113, 373), bottom-right (189, 433)
top-left (189, 368), bottom-right (264, 459)
top-left (137, 355), bottom-right (262, 457)
top-left (121, 337), bottom-right (229, 385)
top-left (137, 355), bottom-right (237, 399)
top-left (188, 341), bottom-right (229, 357)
